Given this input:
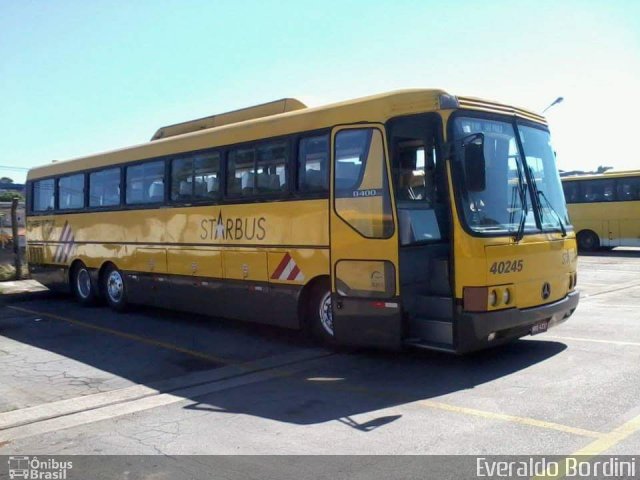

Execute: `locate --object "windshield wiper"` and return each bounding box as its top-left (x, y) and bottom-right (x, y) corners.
top-left (537, 189), bottom-right (567, 237)
top-left (512, 158), bottom-right (528, 243)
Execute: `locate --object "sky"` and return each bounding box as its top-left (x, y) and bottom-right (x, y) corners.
top-left (1, 0), bottom-right (639, 183)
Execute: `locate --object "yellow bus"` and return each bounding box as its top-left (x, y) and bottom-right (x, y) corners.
top-left (562, 171), bottom-right (640, 251)
top-left (26, 90), bottom-right (578, 353)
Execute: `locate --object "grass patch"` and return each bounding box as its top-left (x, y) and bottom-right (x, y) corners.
top-left (0, 263), bottom-right (30, 281)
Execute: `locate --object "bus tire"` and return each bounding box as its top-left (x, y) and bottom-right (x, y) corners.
top-left (308, 282), bottom-right (336, 346)
top-left (71, 262), bottom-right (96, 306)
top-left (102, 265), bottom-right (128, 311)
top-left (577, 230), bottom-right (600, 251)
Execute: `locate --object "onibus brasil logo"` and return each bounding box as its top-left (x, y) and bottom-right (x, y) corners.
top-left (7, 456), bottom-right (72, 479)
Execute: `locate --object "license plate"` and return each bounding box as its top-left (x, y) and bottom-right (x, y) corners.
top-left (531, 320), bottom-right (549, 335)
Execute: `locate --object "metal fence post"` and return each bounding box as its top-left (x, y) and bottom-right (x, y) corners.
top-left (11, 197), bottom-right (22, 280)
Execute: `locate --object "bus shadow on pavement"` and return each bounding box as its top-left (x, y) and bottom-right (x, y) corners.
top-left (0, 293), bottom-right (566, 430)
top-left (178, 339), bottom-right (566, 429)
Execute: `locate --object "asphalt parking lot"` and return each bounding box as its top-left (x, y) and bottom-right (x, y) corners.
top-left (0, 250), bottom-right (639, 458)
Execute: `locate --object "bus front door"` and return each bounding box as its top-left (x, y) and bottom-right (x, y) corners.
top-left (330, 125), bottom-right (402, 349)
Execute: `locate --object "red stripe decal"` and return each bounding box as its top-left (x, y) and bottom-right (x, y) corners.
top-left (287, 265), bottom-right (300, 281)
top-left (271, 253), bottom-right (291, 279)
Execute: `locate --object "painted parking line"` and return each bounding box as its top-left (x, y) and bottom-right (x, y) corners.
top-left (545, 335), bottom-right (640, 347)
top-left (572, 410), bottom-right (640, 456)
top-left (533, 410), bottom-right (640, 479)
top-left (415, 400), bottom-right (602, 439)
top-left (304, 380), bottom-right (603, 439)
top-left (7, 304), bottom-right (236, 365)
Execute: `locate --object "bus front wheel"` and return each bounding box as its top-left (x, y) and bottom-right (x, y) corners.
top-left (102, 265), bottom-right (128, 311)
top-left (71, 262), bottom-right (96, 306)
top-left (577, 230), bottom-right (600, 251)
top-left (309, 283), bottom-right (336, 345)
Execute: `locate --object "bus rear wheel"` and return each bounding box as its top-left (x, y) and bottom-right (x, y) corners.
top-left (102, 265), bottom-right (128, 311)
top-left (308, 283), bottom-right (336, 346)
top-left (577, 230), bottom-right (600, 251)
top-left (72, 263), bottom-right (96, 305)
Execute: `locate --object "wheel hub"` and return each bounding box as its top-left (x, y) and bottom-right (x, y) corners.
top-left (76, 269), bottom-right (91, 299)
top-left (319, 291), bottom-right (334, 337)
top-left (107, 271), bottom-right (124, 302)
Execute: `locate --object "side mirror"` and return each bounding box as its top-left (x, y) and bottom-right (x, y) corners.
top-left (462, 134), bottom-right (486, 192)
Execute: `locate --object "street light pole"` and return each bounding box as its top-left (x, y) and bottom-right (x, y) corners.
top-left (542, 96), bottom-right (564, 114)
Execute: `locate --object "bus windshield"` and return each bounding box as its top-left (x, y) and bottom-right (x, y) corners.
top-left (452, 117), bottom-right (536, 235)
top-left (452, 116), bottom-right (568, 235)
top-left (518, 123), bottom-right (570, 229)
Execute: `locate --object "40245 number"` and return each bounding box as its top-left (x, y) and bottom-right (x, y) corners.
top-left (489, 260), bottom-right (524, 275)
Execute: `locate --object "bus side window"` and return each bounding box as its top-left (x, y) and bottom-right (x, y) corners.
top-left (89, 168), bottom-right (120, 207)
top-left (58, 173), bottom-right (85, 210)
top-left (171, 157), bottom-right (193, 201)
top-left (194, 152), bottom-right (220, 199)
top-left (616, 177), bottom-right (640, 201)
top-left (562, 182), bottom-right (579, 203)
top-left (33, 179), bottom-right (55, 212)
top-left (298, 134), bottom-right (329, 193)
top-left (582, 179), bottom-right (615, 202)
top-left (256, 142), bottom-right (288, 194)
top-left (126, 161), bottom-right (165, 205)
top-left (227, 148), bottom-right (255, 196)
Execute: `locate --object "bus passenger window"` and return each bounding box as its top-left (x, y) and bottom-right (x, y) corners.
top-left (227, 148), bottom-right (255, 196)
top-left (126, 161), bottom-right (165, 204)
top-left (58, 174), bottom-right (85, 210)
top-left (256, 142), bottom-right (287, 193)
top-left (89, 168), bottom-right (120, 207)
top-left (194, 152), bottom-right (220, 199)
top-left (33, 179), bottom-right (55, 212)
top-left (298, 134), bottom-right (329, 192)
top-left (171, 152), bottom-right (221, 202)
top-left (171, 158), bottom-right (193, 201)
top-left (562, 182), bottom-right (579, 203)
top-left (617, 177), bottom-right (640, 201)
top-left (582, 180), bottom-right (615, 203)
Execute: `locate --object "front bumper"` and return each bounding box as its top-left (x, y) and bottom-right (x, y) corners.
top-left (456, 290), bottom-right (579, 353)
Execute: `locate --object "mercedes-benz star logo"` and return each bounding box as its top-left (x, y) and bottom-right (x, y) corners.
top-left (541, 282), bottom-right (551, 300)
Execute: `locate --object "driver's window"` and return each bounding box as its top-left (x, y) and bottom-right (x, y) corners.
top-left (396, 141), bottom-right (436, 206)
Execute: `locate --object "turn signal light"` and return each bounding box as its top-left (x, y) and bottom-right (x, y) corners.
top-left (463, 286), bottom-right (488, 312)
top-left (488, 289), bottom-right (498, 307)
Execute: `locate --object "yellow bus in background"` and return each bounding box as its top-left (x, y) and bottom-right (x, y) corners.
top-left (562, 170), bottom-right (640, 251)
top-left (26, 90), bottom-right (578, 353)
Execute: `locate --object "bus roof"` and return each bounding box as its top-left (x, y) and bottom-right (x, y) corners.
top-left (27, 89), bottom-right (547, 180)
top-left (561, 170), bottom-right (640, 181)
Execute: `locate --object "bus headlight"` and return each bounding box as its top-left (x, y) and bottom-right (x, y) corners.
top-left (502, 288), bottom-right (511, 305)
